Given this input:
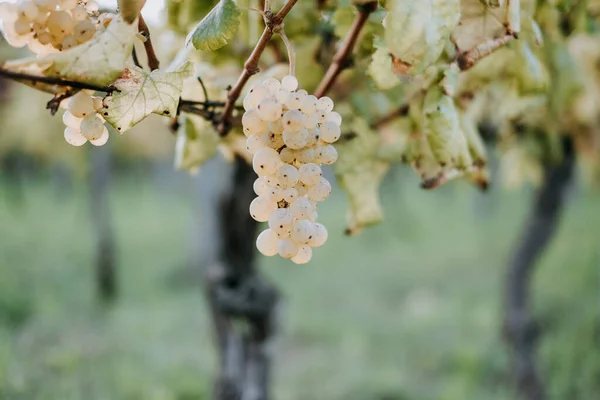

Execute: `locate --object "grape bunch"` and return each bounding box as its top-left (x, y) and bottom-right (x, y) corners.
top-left (243, 75), bottom-right (341, 264)
top-left (62, 91), bottom-right (109, 146)
top-left (0, 0), bottom-right (101, 55)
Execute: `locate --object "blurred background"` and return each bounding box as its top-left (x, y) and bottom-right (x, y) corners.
top-left (0, 1), bottom-right (599, 400)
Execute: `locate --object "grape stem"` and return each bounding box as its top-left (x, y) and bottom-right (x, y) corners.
top-left (216, 0), bottom-right (299, 137)
top-left (0, 67), bottom-right (119, 93)
top-left (278, 29), bottom-right (296, 77)
top-left (138, 15), bottom-right (160, 71)
top-left (313, 1), bottom-right (378, 98)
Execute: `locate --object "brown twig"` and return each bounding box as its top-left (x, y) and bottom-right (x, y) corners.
top-left (131, 47), bottom-right (142, 69)
top-left (313, 1), bottom-right (378, 98)
top-left (138, 15), bottom-right (160, 71)
top-left (0, 67), bottom-right (118, 93)
top-left (370, 103), bottom-right (410, 129)
top-left (216, 0), bottom-right (299, 137)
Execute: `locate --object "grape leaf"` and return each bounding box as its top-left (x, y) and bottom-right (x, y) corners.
top-left (367, 38), bottom-right (401, 89)
top-left (2, 15), bottom-right (137, 87)
top-left (102, 62), bottom-right (194, 133)
top-left (185, 0), bottom-right (241, 51)
top-left (118, 0), bottom-right (146, 24)
top-left (174, 114), bottom-right (220, 172)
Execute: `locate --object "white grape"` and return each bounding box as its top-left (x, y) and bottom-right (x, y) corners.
top-left (295, 182), bottom-right (308, 197)
top-left (80, 114), bottom-right (105, 140)
top-left (18, 2), bottom-right (39, 20)
top-left (72, 5), bottom-right (88, 21)
top-left (256, 229), bottom-right (279, 256)
top-left (279, 147), bottom-right (296, 164)
top-left (89, 126), bottom-right (109, 146)
top-left (317, 96), bottom-right (334, 112)
top-left (243, 85), bottom-right (270, 110)
top-left (269, 119), bottom-right (284, 134)
top-left (37, 31), bottom-right (52, 45)
top-left (316, 144), bottom-right (338, 165)
top-left (242, 108), bottom-right (268, 136)
top-left (68, 92), bottom-right (94, 118)
top-left (59, 0), bottom-right (78, 10)
top-left (246, 134), bottom-right (266, 154)
top-left (308, 177), bottom-right (331, 202)
top-left (92, 96), bottom-right (104, 111)
top-left (296, 147), bottom-right (315, 164)
top-left (61, 34), bottom-right (77, 49)
top-left (326, 111), bottom-right (342, 126)
top-left (303, 114), bottom-right (318, 130)
top-left (276, 164), bottom-right (299, 188)
top-left (299, 95), bottom-right (317, 115)
top-left (46, 10), bottom-right (73, 37)
top-left (281, 75), bottom-right (298, 91)
top-left (257, 98), bottom-right (282, 122)
top-left (299, 163), bottom-right (322, 185)
top-left (266, 186), bottom-right (284, 202)
top-left (305, 128), bottom-right (319, 147)
top-left (85, 1), bottom-right (99, 12)
top-left (252, 147), bottom-right (281, 176)
top-left (74, 19), bottom-right (95, 43)
top-left (249, 196), bottom-right (277, 222)
top-left (282, 188), bottom-right (298, 203)
top-left (291, 219), bottom-right (316, 244)
top-left (268, 208), bottom-right (294, 237)
top-left (308, 210), bottom-right (318, 222)
top-left (62, 110), bottom-right (81, 129)
top-left (282, 110), bottom-right (304, 131)
top-left (253, 177), bottom-right (270, 196)
top-left (291, 245), bottom-right (312, 264)
top-left (316, 111), bottom-right (328, 123)
top-left (264, 132), bottom-right (284, 150)
top-left (319, 121), bottom-right (341, 143)
top-left (14, 17), bottom-right (32, 36)
top-left (282, 127), bottom-right (308, 150)
top-left (275, 88), bottom-right (289, 104)
top-left (308, 223), bottom-right (328, 247)
top-left (262, 77), bottom-right (281, 94)
top-left (64, 127), bottom-right (87, 146)
top-left (278, 239), bottom-right (298, 259)
top-left (290, 197), bottom-right (312, 219)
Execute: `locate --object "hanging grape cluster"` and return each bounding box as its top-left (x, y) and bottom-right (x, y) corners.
top-left (243, 75), bottom-right (341, 264)
top-left (0, 0), bottom-right (102, 55)
top-left (62, 91), bottom-right (109, 146)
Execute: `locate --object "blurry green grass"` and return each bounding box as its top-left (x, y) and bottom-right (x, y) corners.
top-left (0, 166), bottom-right (598, 400)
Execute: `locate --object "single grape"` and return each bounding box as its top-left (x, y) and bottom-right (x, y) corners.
top-left (18, 1), bottom-right (39, 21)
top-left (256, 229), bottom-right (279, 256)
top-left (299, 95), bottom-right (317, 115)
top-left (282, 188), bottom-right (298, 203)
top-left (296, 147), bottom-right (315, 164)
top-left (62, 110), bottom-right (81, 129)
top-left (242, 108), bottom-right (268, 136)
top-left (291, 245), bottom-right (312, 264)
top-left (326, 111), bottom-right (342, 126)
top-left (281, 75), bottom-right (298, 92)
top-left (299, 163), bottom-right (322, 185)
top-left (32, 21), bottom-right (45, 34)
top-left (37, 31), bottom-right (52, 45)
top-left (264, 132), bottom-right (284, 150)
top-left (291, 219), bottom-right (316, 244)
top-left (68, 91), bottom-right (95, 117)
top-left (308, 223), bottom-right (328, 247)
top-left (252, 147), bottom-right (281, 176)
top-left (246, 134), bottom-right (266, 154)
top-left (308, 177), bottom-right (331, 202)
top-left (305, 128), bottom-right (320, 147)
top-left (276, 164), bottom-right (299, 188)
top-left (266, 186), bottom-right (284, 202)
top-left (315, 144), bottom-right (338, 165)
top-left (319, 121), bottom-right (341, 143)
top-left (269, 208), bottom-right (294, 237)
top-left (61, 34), bottom-right (77, 49)
top-left (92, 96), bottom-right (104, 111)
top-left (269, 119), bottom-right (284, 134)
top-left (85, 1), bottom-right (99, 12)
top-left (74, 19), bottom-right (95, 43)
top-left (282, 127), bottom-right (309, 150)
top-left (279, 148), bottom-right (296, 164)
top-left (278, 238), bottom-right (299, 259)
top-left (257, 98), bottom-right (282, 122)
top-left (249, 196), bottom-right (277, 222)
top-left (290, 197), bottom-right (312, 219)
top-left (275, 88), bottom-right (289, 104)
top-left (243, 84), bottom-right (270, 110)
top-left (14, 17), bottom-right (32, 36)
top-left (46, 10), bottom-right (73, 37)
top-left (72, 5), bottom-right (88, 20)
top-left (80, 114), bottom-right (105, 140)
top-left (308, 210), bottom-right (318, 222)
top-left (253, 177), bottom-right (270, 196)
top-left (89, 126), bottom-right (109, 146)
top-left (64, 126), bottom-right (87, 146)
top-left (282, 110), bottom-right (304, 131)
top-left (262, 77), bottom-right (281, 94)
top-left (295, 182), bottom-right (308, 196)
top-left (317, 96), bottom-right (334, 112)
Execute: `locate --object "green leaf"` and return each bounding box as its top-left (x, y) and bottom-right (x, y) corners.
top-left (103, 62), bottom-right (194, 133)
top-left (367, 38), bottom-right (401, 90)
top-left (3, 15), bottom-right (137, 87)
top-left (185, 0), bottom-right (241, 51)
top-left (118, 0), bottom-right (146, 24)
top-left (174, 115), bottom-right (220, 172)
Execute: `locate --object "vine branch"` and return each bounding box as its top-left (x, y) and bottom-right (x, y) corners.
top-left (216, 0), bottom-right (299, 137)
top-left (138, 15), bottom-right (160, 71)
top-left (313, 1), bottom-right (378, 98)
top-left (0, 68), bottom-right (118, 93)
